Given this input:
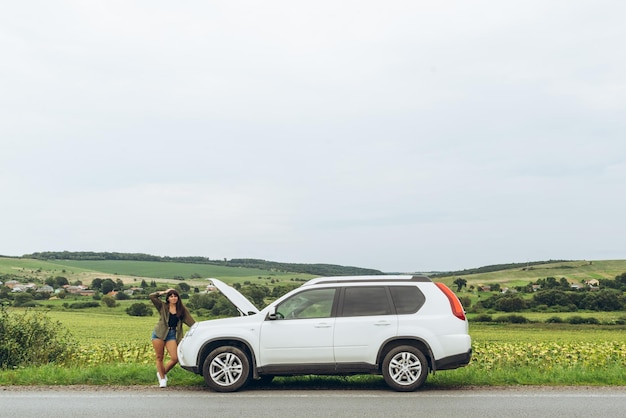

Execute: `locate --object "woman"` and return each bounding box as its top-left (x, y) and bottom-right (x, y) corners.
top-left (149, 288), bottom-right (195, 388)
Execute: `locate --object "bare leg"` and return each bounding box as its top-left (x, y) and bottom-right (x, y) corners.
top-left (164, 340), bottom-right (179, 375)
top-left (152, 338), bottom-right (166, 380)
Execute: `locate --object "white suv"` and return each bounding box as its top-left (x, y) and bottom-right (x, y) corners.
top-left (177, 275), bottom-right (471, 392)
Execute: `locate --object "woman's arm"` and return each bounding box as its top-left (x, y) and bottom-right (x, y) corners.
top-left (183, 307), bottom-right (196, 327)
top-left (149, 290), bottom-right (167, 309)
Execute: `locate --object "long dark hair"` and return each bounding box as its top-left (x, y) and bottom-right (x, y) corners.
top-left (165, 289), bottom-right (185, 318)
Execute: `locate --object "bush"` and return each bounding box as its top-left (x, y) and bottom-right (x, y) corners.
top-left (12, 292), bottom-right (34, 307)
top-left (0, 306), bottom-right (76, 368)
top-left (101, 295), bottom-right (117, 308)
top-left (69, 302), bottom-right (100, 309)
top-left (458, 296), bottom-right (472, 309)
top-left (567, 316), bottom-right (586, 324)
top-left (495, 314), bottom-right (529, 324)
top-left (194, 308), bottom-right (211, 318)
top-left (115, 292), bottom-right (130, 300)
top-left (494, 295), bottom-right (527, 312)
top-left (126, 303), bottom-right (153, 317)
top-left (473, 314), bottom-right (493, 322)
top-left (545, 316), bottom-right (564, 323)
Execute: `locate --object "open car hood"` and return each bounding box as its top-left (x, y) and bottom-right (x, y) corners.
top-left (210, 278), bottom-right (260, 316)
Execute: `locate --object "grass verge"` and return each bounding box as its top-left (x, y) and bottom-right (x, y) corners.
top-left (2, 362), bottom-right (625, 388)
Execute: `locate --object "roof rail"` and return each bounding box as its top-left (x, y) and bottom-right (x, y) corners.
top-left (303, 275), bottom-right (432, 286)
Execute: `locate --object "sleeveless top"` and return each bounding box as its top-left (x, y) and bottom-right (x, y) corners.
top-left (168, 313), bottom-right (179, 328)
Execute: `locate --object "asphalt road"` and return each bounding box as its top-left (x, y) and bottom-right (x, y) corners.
top-left (2, 386), bottom-right (626, 418)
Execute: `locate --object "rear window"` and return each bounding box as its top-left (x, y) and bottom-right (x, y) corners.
top-left (389, 286), bottom-right (425, 314)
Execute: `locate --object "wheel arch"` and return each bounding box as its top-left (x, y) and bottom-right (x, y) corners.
top-left (377, 337), bottom-right (436, 373)
top-left (197, 338), bottom-right (259, 379)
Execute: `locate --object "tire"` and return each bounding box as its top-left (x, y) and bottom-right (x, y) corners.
top-left (202, 346), bottom-right (250, 392)
top-left (381, 345), bottom-right (428, 391)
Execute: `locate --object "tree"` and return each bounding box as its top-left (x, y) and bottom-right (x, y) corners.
top-left (494, 295), bottom-right (526, 312)
top-left (91, 278), bottom-right (103, 291)
top-left (101, 295), bottom-right (117, 308)
top-left (126, 303), bottom-right (153, 317)
top-left (189, 293), bottom-right (215, 310)
top-left (453, 278), bottom-right (467, 292)
top-left (54, 276), bottom-right (69, 288)
top-left (115, 291), bottom-right (130, 300)
top-left (211, 297), bottom-right (238, 317)
top-left (240, 284), bottom-right (270, 309)
top-left (581, 289), bottom-right (625, 311)
top-left (13, 292), bottom-right (34, 307)
top-left (101, 279), bottom-right (115, 295)
top-left (532, 290), bottom-right (572, 307)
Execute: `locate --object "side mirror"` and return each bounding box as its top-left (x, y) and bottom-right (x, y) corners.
top-left (267, 306), bottom-right (278, 320)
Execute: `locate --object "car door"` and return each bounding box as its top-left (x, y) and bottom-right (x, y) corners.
top-left (333, 286), bottom-right (398, 364)
top-left (258, 287), bottom-right (337, 366)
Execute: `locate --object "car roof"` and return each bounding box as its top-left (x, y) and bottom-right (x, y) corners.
top-left (302, 275), bottom-right (432, 287)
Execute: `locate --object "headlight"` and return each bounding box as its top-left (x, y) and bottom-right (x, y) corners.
top-left (185, 322), bottom-right (198, 337)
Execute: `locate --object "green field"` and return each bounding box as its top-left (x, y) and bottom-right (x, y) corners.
top-left (2, 307), bottom-right (625, 387)
top-left (2, 257), bottom-right (626, 387)
top-left (47, 310), bottom-right (626, 346)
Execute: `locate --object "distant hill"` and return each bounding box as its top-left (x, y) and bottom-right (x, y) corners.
top-left (21, 251), bottom-right (384, 277)
top-left (433, 259), bottom-right (626, 289)
top-left (430, 260), bottom-right (573, 278)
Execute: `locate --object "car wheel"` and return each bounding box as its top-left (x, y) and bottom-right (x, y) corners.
top-left (382, 345), bottom-right (428, 391)
top-left (202, 346), bottom-right (250, 392)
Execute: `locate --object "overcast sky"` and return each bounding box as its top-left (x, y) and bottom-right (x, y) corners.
top-left (1, 1), bottom-right (625, 272)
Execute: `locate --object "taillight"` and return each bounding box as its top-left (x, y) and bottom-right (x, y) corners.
top-left (435, 282), bottom-right (466, 321)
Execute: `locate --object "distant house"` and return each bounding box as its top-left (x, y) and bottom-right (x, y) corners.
top-left (4, 280), bottom-right (20, 289)
top-left (584, 279), bottom-right (600, 288)
top-left (78, 289), bottom-right (95, 296)
top-left (64, 285), bottom-right (95, 296)
top-left (37, 285), bottom-right (54, 293)
top-left (65, 285), bottom-right (84, 294)
top-left (11, 283), bottom-right (36, 292)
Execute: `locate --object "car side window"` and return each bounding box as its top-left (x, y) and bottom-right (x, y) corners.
top-left (275, 288), bottom-right (336, 320)
top-left (389, 286), bottom-right (425, 314)
top-left (341, 286), bottom-right (391, 317)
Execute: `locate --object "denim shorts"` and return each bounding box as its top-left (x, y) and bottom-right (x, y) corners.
top-left (151, 329), bottom-right (176, 342)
